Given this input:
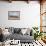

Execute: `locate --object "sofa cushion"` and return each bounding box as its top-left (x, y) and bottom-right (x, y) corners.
top-left (14, 28), bottom-right (21, 33)
top-left (24, 28), bottom-right (31, 35)
top-left (21, 28), bottom-right (27, 35)
top-left (8, 27), bottom-right (14, 34)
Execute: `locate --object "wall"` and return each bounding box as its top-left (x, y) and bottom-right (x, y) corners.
top-left (0, 1), bottom-right (40, 28)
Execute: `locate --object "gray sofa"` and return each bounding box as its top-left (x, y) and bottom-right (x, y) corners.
top-left (3, 27), bottom-right (34, 43)
top-left (9, 33), bottom-right (34, 43)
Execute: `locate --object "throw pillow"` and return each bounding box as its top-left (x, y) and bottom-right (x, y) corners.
top-left (14, 28), bottom-right (21, 33)
top-left (8, 27), bottom-right (14, 34)
top-left (24, 28), bottom-right (31, 35)
top-left (21, 28), bottom-right (27, 35)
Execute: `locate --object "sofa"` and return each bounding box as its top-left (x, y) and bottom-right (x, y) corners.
top-left (3, 27), bottom-right (34, 43)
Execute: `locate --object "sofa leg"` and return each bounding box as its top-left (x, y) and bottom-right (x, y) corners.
top-left (21, 44), bottom-right (22, 46)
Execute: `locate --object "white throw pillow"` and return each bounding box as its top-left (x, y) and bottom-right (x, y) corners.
top-left (26, 28), bottom-right (31, 35)
top-left (21, 28), bottom-right (27, 35)
top-left (3, 29), bottom-right (10, 35)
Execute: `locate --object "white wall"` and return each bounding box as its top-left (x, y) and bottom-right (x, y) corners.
top-left (0, 1), bottom-right (40, 28)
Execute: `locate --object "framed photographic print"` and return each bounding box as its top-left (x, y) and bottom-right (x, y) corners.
top-left (8, 11), bottom-right (20, 20)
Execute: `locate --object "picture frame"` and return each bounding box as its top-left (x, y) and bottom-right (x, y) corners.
top-left (8, 11), bottom-right (20, 20)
